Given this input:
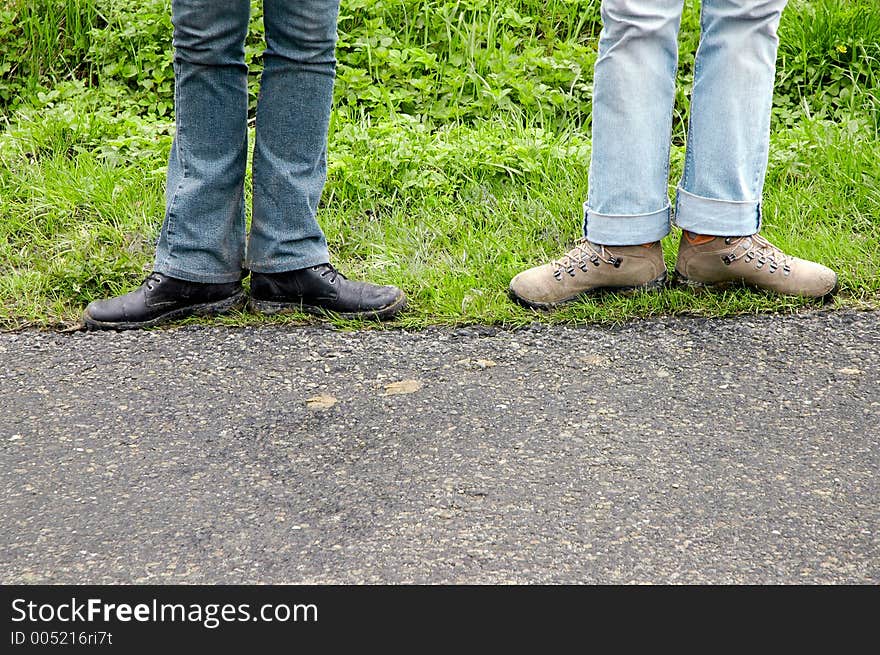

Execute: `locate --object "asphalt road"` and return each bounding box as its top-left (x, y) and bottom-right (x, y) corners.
top-left (1, 311), bottom-right (877, 584)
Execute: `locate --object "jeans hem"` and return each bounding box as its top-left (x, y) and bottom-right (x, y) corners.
top-left (152, 264), bottom-right (245, 284)
top-left (674, 186), bottom-right (762, 236)
top-left (583, 203), bottom-right (671, 245)
top-left (247, 252), bottom-right (331, 275)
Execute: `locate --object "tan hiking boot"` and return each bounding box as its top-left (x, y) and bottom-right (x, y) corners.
top-left (674, 231), bottom-right (838, 298)
top-left (509, 239), bottom-right (667, 309)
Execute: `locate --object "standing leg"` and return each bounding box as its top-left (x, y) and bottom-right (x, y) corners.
top-left (84, 0), bottom-right (405, 328)
top-left (675, 0), bottom-right (786, 235)
top-left (247, 0), bottom-right (339, 273)
top-left (83, 1), bottom-right (251, 330)
top-left (245, 0), bottom-right (406, 320)
top-left (508, 0), bottom-right (679, 309)
top-left (674, 0), bottom-right (837, 298)
top-left (585, 0), bottom-right (685, 246)
top-left (155, 0), bottom-right (251, 283)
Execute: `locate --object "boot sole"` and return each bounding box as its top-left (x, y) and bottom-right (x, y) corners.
top-left (248, 290), bottom-right (407, 321)
top-left (82, 290), bottom-right (247, 331)
top-left (674, 271), bottom-right (839, 302)
top-left (509, 272), bottom-right (668, 311)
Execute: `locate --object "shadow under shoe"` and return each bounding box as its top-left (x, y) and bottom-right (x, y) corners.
top-left (82, 273), bottom-right (246, 331)
top-left (248, 264), bottom-right (407, 320)
top-left (508, 239), bottom-right (668, 310)
top-left (674, 232), bottom-right (838, 300)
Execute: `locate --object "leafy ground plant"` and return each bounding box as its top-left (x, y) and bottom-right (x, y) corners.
top-left (0, 0), bottom-right (877, 329)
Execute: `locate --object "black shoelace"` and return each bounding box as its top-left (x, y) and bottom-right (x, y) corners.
top-left (312, 264), bottom-right (346, 284)
top-left (144, 272), bottom-right (164, 290)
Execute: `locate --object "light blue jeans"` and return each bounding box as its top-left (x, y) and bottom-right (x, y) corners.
top-left (155, 0), bottom-right (339, 283)
top-left (584, 0), bottom-right (788, 245)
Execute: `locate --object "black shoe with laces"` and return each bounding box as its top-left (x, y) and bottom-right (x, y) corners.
top-left (249, 264), bottom-right (406, 320)
top-left (82, 272), bottom-right (246, 331)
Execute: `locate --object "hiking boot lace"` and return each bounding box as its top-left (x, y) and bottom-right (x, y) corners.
top-left (721, 234), bottom-right (793, 276)
top-left (551, 238), bottom-right (621, 281)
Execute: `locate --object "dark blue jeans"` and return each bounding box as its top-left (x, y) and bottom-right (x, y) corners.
top-left (155, 0), bottom-right (339, 283)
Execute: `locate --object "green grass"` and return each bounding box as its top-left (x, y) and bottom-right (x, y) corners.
top-left (0, 0), bottom-right (878, 329)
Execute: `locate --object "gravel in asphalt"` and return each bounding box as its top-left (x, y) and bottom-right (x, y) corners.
top-left (1, 311), bottom-right (878, 583)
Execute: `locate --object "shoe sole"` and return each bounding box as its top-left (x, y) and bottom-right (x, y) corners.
top-left (508, 272), bottom-right (668, 311)
top-left (248, 290), bottom-right (408, 321)
top-left (82, 290), bottom-right (247, 331)
top-left (673, 271), bottom-right (839, 302)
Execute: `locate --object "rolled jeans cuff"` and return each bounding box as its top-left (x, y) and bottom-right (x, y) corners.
top-left (583, 203), bottom-right (671, 246)
top-left (674, 186), bottom-right (762, 237)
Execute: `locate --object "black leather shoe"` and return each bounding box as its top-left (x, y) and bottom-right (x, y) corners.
top-left (83, 272), bottom-right (246, 330)
top-left (249, 264), bottom-right (406, 320)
